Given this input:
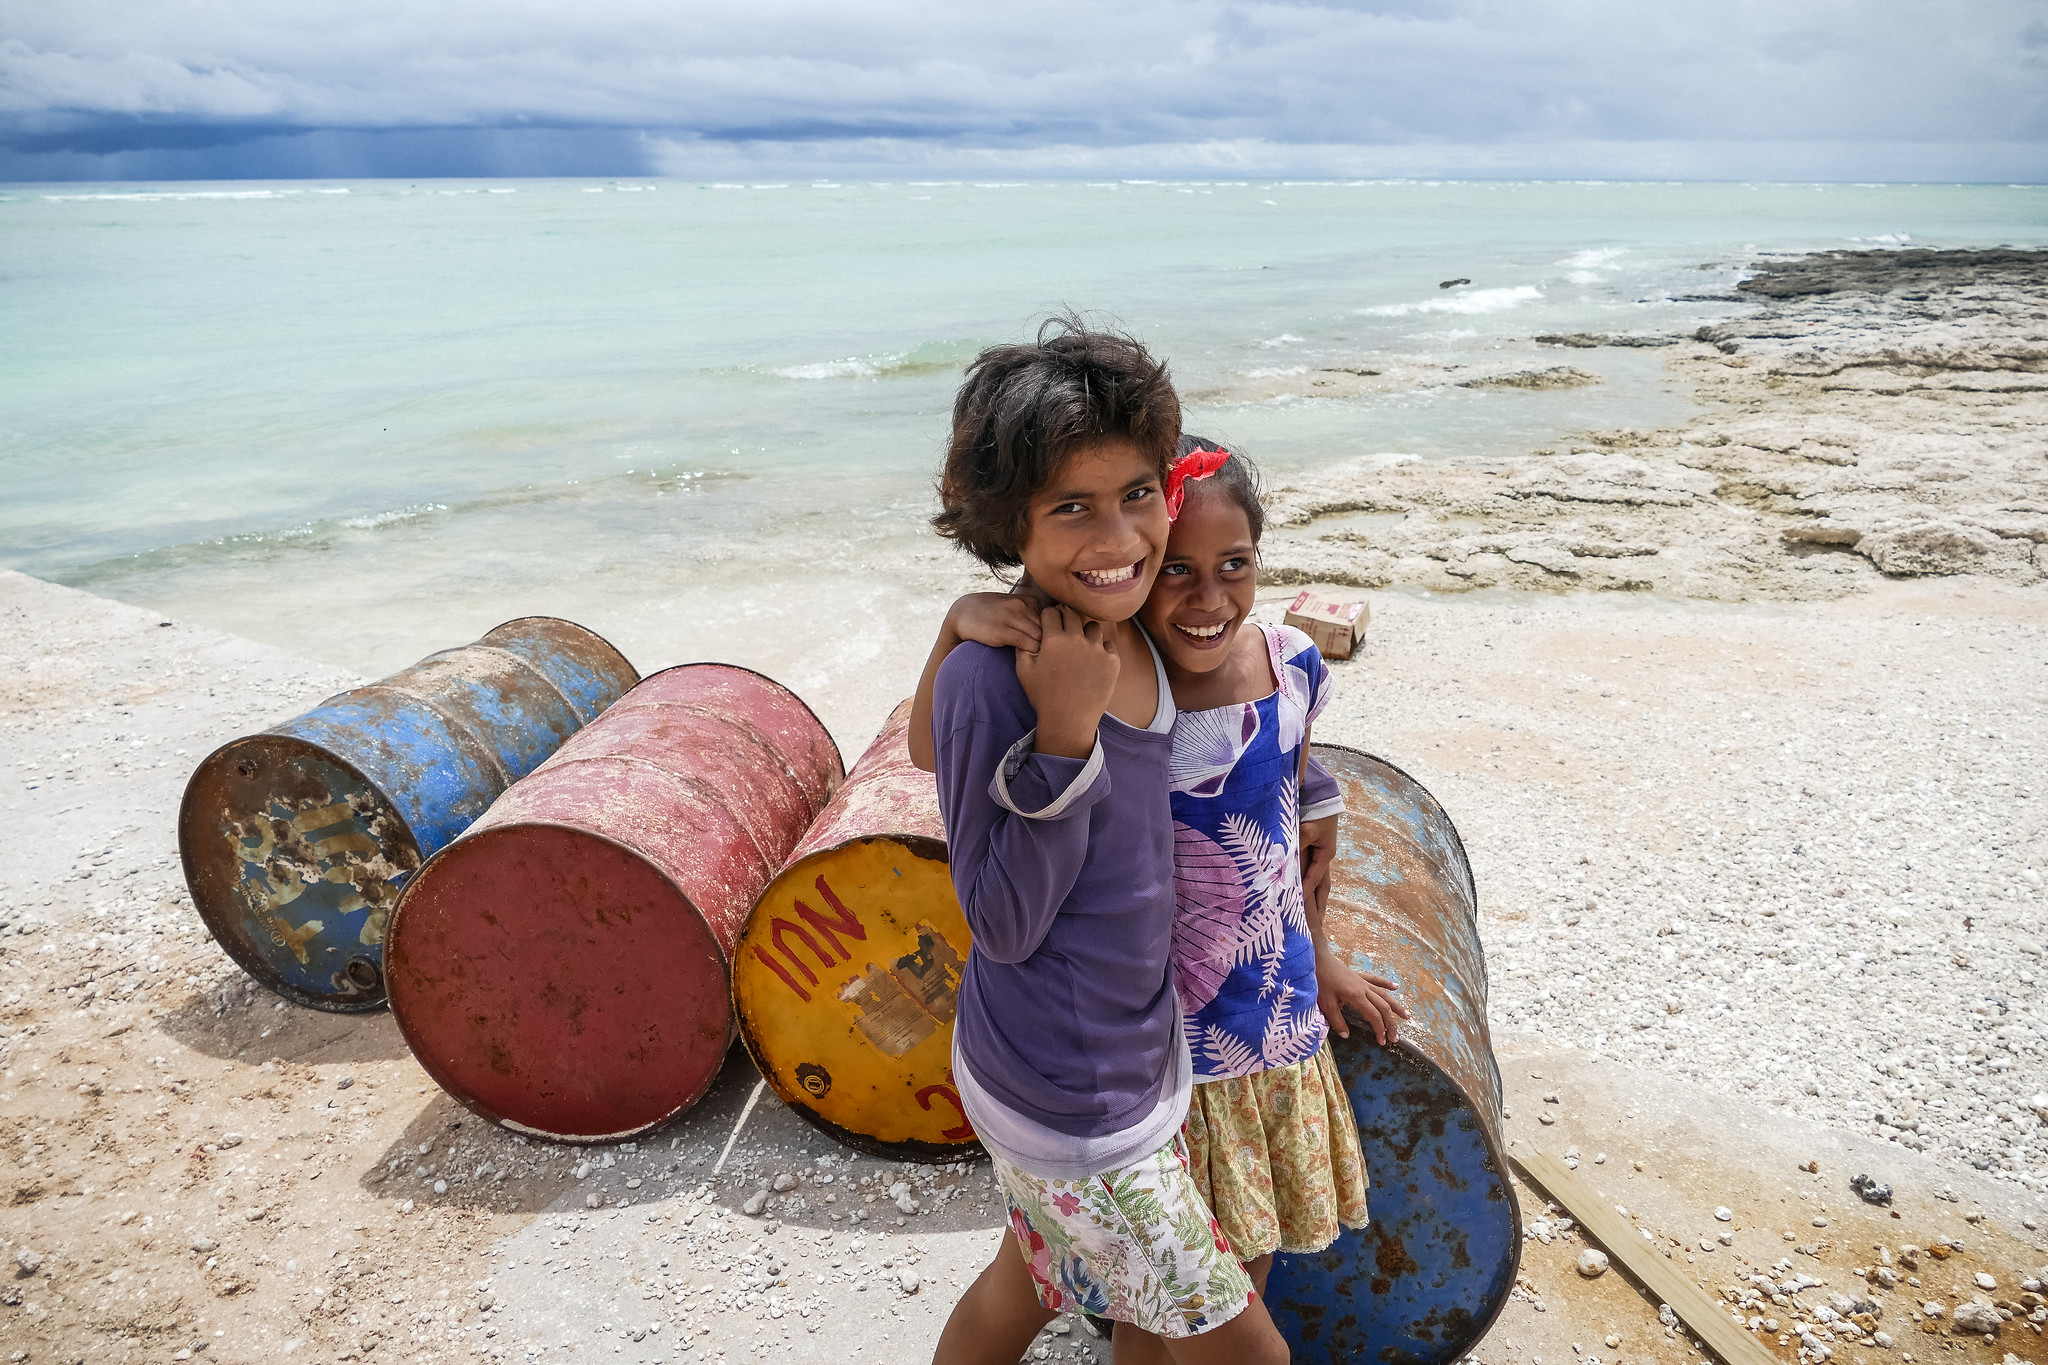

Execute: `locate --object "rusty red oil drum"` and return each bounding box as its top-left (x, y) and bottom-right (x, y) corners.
top-left (178, 617), bottom-right (638, 1013)
top-left (385, 664), bottom-right (843, 1143)
top-left (1266, 743), bottom-right (1521, 1365)
top-left (732, 700), bottom-right (981, 1163)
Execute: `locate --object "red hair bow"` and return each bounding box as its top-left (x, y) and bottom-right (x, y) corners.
top-left (1166, 447), bottom-right (1231, 520)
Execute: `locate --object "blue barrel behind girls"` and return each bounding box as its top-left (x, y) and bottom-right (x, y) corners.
top-left (1263, 744), bottom-right (1522, 1365)
top-left (178, 618), bottom-right (639, 1013)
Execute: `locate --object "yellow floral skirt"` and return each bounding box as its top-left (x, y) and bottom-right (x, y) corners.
top-left (1181, 1041), bottom-right (1370, 1259)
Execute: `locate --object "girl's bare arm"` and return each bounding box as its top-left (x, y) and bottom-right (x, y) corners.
top-left (906, 592), bottom-right (1046, 771)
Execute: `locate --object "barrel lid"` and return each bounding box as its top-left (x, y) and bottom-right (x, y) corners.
top-left (386, 822), bottom-right (733, 1143)
top-left (734, 834), bottom-right (981, 1162)
top-left (1267, 1033), bottom-right (1521, 1365)
top-left (179, 733), bottom-right (419, 1012)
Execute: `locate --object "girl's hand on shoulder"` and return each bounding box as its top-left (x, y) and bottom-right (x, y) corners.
top-left (1314, 945), bottom-right (1410, 1046)
top-left (1015, 605), bottom-right (1119, 759)
top-left (947, 592), bottom-right (1044, 654)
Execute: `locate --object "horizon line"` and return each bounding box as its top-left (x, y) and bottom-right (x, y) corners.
top-left (7, 174), bottom-right (2048, 189)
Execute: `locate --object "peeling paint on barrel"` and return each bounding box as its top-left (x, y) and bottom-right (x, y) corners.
top-left (1265, 744), bottom-right (1520, 1365)
top-left (733, 700), bottom-right (983, 1163)
top-left (385, 664), bottom-right (843, 1143)
top-left (178, 617), bottom-right (637, 1013)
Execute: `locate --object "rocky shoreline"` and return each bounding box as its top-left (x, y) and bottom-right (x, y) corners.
top-left (1254, 248), bottom-right (2048, 601)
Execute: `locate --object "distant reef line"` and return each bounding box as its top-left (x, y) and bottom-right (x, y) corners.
top-left (1252, 248), bottom-right (2048, 602)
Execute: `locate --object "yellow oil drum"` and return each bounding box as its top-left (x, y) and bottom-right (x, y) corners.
top-left (731, 700), bottom-right (979, 1162)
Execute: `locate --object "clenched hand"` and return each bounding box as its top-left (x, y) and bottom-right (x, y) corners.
top-left (1014, 605), bottom-right (1119, 760)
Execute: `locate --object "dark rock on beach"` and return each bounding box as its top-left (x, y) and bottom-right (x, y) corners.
top-left (1457, 366), bottom-right (1603, 390)
top-left (1735, 246), bottom-right (2048, 298)
top-left (1534, 333), bottom-right (1682, 349)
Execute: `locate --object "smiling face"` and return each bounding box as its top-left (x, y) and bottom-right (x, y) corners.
top-left (1016, 436), bottom-right (1169, 622)
top-left (1139, 480), bottom-right (1258, 676)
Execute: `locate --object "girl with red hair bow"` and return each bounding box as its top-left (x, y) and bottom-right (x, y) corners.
top-left (913, 434), bottom-right (1408, 1362)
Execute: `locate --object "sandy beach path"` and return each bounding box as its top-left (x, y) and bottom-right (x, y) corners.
top-left (1294, 575), bottom-right (2045, 1175)
top-left (4, 562), bottom-right (2044, 1365)
top-left (0, 569), bottom-right (1021, 1364)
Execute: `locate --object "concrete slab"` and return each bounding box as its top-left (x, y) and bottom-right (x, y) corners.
top-left (1481, 1042), bottom-right (2048, 1365)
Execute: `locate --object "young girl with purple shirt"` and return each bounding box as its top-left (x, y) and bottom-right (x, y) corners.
top-left (922, 323), bottom-right (1290, 1365)
top-left (919, 437), bottom-right (1409, 1363)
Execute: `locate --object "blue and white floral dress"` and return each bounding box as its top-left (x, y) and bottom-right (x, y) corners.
top-left (1169, 623), bottom-right (1371, 1258)
top-left (1170, 623), bottom-right (1334, 1081)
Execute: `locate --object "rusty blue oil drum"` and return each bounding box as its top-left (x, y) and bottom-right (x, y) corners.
top-left (177, 618), bottom-right (638, 1013)
top-left (1265, 743), bottom-right (1520, 1365)
top-left (384, 664), bottom-right (844, 1143)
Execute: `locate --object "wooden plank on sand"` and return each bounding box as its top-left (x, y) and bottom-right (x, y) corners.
top-left (1510, 1147), bottom-right (1780, 1365)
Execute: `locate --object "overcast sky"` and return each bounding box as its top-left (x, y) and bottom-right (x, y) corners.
top-left (4, 0), bottom-right (2044, 182)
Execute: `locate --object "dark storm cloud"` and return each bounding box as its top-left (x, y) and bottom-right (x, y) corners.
top-left (2, 1), bottom-right (2043, 180)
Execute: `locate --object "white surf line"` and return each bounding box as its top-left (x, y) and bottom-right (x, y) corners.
top-left (711, 1079), bottom-right (766, 1177)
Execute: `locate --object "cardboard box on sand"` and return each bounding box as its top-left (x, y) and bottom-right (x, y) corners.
top-left (1284, 590), bottom-right (1368, 660)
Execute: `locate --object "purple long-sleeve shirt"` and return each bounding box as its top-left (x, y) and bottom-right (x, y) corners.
top-left (931, 641), bottom-right (1179, 1140)
top-left (1301, 752), bottom-right (1340, 820)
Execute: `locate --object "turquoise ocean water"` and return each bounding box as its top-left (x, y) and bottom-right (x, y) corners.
top-left (4, 179), bottom-right (2044, 743)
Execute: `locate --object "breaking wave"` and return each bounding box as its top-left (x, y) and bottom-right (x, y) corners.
top-left (337, 503), bottom-right (449, 530)
top-left (771, 339), bottom-right (984, 381)
top-left (1363, 285), bottom-right (1544, 317)
top-left (1562, 248), bottom-right (1627, 270)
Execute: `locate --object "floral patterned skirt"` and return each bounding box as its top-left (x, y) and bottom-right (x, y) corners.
top-left (1182, 1041), bottom-right (1371, 1258)
top-left (994, 1134), bottom-right (1255, 1338)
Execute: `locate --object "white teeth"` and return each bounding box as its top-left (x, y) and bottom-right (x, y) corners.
top-left (1178, 623), bottom-right (1226, 639)
top-left (1078, 563), bottom-right (1137, 586)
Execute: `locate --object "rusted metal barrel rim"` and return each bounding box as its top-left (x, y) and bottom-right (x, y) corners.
top-left (1265, 742), bottom-right (1520, 1365)
top-left (385, 662), bottom-right (843, 1144)
top-left (1376, 1030), bottom-right (1519, 1336)
top-left (632, 662), bottom-right (845, 799)
top-left (179, 616), bottom-right (638, 1014)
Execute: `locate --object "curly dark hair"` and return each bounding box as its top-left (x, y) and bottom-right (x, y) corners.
top-left (1177, 433), bottom-right (1265, 544)
top-left (933, 315), bottom-right (1180, 570)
